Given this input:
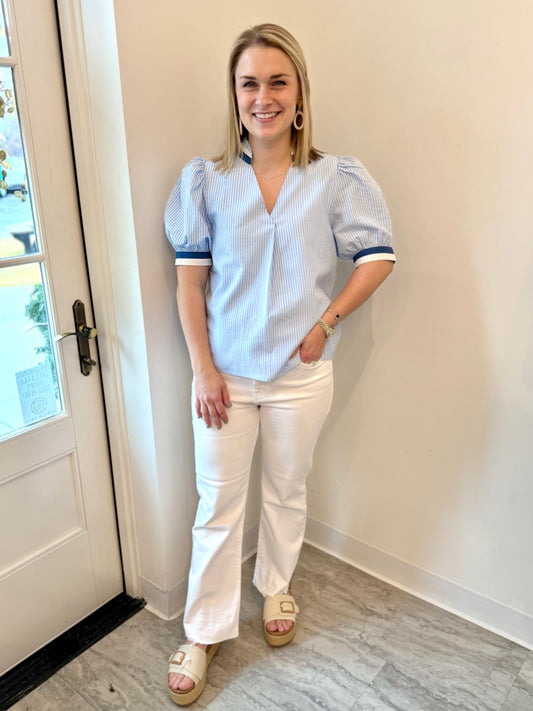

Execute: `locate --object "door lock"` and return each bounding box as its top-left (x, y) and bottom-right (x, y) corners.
top-left (54, 300), bottom-right (98, 376)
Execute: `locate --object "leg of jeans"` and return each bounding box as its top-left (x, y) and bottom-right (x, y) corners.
top-left (253, 362), bottom-right (333, 597)
top-left (184, 375), bottom-right (259, 644)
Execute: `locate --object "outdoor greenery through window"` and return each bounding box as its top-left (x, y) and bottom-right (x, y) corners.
top-left (0, 2), bottom-right (62, 439)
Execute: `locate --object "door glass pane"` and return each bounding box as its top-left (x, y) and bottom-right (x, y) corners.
top-left (0, 66), bottom-right (33, 260)
top-left (0, 9), bottom-right (64, 443)
top-left (0, 2), bottom-right (9, 56)
top-left (0, 263), bottom-right (62, 439)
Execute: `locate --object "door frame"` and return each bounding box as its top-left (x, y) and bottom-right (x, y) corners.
top-left (56, 0), bottom-right (145, 598)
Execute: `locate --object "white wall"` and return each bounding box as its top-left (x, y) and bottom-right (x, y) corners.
top-left (297, 1), bottom-right (533, 644)
top-left (109, 0), bottom-right (533, 644)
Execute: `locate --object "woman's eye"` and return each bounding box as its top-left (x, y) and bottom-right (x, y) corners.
top-left (273, 80), bottom-right (286, 86)
top-left (242, 81), bottom-right (256, 88)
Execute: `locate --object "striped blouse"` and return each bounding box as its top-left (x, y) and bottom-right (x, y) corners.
top-left (164, 144), bottom-right (395, 382)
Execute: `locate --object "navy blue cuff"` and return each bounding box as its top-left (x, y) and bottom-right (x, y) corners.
top-left (175, 251), bottom-right (212, 260)
top-left (352, 246), bottom-right (395, 262)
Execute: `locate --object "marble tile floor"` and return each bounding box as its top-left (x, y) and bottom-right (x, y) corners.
top-left (11, 544), bottom-right (533, 711)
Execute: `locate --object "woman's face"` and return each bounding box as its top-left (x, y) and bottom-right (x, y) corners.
top-left (234, 45), bottom-right (301, 151)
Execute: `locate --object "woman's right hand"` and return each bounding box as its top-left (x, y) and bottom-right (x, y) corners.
top-left (176, 265), bottom-right (231, 429)
top-left (194, 366), bottom-right (231, 429)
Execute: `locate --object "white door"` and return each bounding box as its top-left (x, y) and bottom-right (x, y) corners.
top-left (0, 0), bottom-right (123, 674)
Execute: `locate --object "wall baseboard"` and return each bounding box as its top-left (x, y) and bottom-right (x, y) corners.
top-left (142, 576), bottom-right (187, 621)
top-left (305, 517), bottom-right (533, 651)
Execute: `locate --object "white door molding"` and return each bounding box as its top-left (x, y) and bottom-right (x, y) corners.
top-left (56, 0), bottom-right (150, 598)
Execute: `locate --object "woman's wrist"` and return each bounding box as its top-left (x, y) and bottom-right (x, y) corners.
top-left (191, 356), bottom-right (217, 377)
top-left (323, 307), bottom-right (340, 326)
top-left (316, 318), bottom-right (335, 339)
top-left (314, 305), bottom-right (341, 339)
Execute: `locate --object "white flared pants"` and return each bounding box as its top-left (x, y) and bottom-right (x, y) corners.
top-left (183, 360), bottom-right (333, 644)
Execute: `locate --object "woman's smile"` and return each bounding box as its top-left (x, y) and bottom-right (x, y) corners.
top-left (253, 111), bottom-right (280, 120)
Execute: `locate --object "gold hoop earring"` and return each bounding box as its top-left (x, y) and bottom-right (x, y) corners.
top-left (293, 108), bottom-right (304, 131)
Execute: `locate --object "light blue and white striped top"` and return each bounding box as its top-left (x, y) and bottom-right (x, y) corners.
top-left (165, 144), bottom-right (395, 382)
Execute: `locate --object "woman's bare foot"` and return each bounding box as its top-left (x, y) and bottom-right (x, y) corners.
top-left (265, 585), bottom-right (294, 634)
top-left (263, 590), bottom-right (298, 647)
top-left (265, 618), bottom-right (293, 634)
top-left (168, 642), bottom-right (207, 692)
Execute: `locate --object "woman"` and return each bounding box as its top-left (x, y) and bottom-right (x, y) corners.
top-left (165, 23), bottom-right (395, 706)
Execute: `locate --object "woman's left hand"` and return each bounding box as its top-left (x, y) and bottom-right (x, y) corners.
top-left (291, 324), bottom-right (326, 364)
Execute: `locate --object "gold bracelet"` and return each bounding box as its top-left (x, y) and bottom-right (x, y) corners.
top-left (326, 308), bottom-right (340, 322)
top-left (317, 318), bottom-right (335, 339)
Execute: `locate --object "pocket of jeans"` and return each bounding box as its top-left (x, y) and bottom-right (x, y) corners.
top-left (297, 358), bottom-right (326, 370)
top-left (290, 359), bottom-right (333, 388)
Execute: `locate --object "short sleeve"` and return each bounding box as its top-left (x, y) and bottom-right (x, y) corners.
top-left (164, 157), bottom-right (212, 266)
top-left (330, 157), bottom-right (395, 267)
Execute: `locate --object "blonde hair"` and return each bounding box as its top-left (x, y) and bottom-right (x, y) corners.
top-left (213, 23), bottom-right (321, 172)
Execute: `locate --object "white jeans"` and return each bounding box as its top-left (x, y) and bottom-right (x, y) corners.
top-left (183, 360), bottom-right (333, 644)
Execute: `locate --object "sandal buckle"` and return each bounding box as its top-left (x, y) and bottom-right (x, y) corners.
top-left (170, 650), bottom-right (186, 665)
top-left (280, 600), bottom-right (295, 614)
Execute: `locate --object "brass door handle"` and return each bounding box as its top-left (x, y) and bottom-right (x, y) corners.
top-left (55, 325), bottom-right (97, 341)
top-left (55, 300), bottom-right (98, 376)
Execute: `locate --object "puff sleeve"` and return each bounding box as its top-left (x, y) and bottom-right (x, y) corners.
top-left (164, 157), bottom-right (212, 266)
top-left (330, 157), bottom-right (395, 267)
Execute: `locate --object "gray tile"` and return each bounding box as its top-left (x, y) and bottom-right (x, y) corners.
top-left (356, 662), bottom-right (463, 711)
top-left (293, 542), bottom-right (352, 595)
top-left (55, 609), bottom-right (178, 710)
top-left (302, 564), bottom-right (528, 711)
top-left (501, 652), bottom-right (533, 711)
top-left (9, 675), bottom-right (98, 711)
top-left (501, 687), bottom-right (533, 711)
top-left (295, 590), bottom-right (386, 691)
top-left (208, 648), bottom-right (362, 711)
top-left (515, 652), bottom-right (533, 690)
top-left (200, 683), bottom-right (273, 710)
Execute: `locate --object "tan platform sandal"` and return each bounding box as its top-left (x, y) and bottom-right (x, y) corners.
top-left (263, 592), bottom-right (299, 647)
top-left (168, 642), bottom-right (220, 706)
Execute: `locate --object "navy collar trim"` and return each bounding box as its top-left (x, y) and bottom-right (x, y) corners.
top-left (240, 140), bottom-right (252, 165)
top-left (239, 139), bottom-right (295, 166)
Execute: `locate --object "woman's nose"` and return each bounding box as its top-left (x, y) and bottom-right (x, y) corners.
top-left (256, 84), bottom-right (271, 104)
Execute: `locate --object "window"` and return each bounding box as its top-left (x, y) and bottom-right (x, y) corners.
top-left (0, 2), bottom-right (62, 440)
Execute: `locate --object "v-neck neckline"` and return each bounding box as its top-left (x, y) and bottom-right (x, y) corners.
top-left (241, 141), bottom-right (292, 216)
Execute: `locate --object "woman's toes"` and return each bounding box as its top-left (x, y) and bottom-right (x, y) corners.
top-left (168, 673), bottom-right (180, 691)
top-left (265, 619), bottom-right (293, 633)
top-left (168, 673), bottom-right (194, 692)
top-left (276, 619), bottom-right (292, 633)
top-left (179, 675), bottom-right (194, 691)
